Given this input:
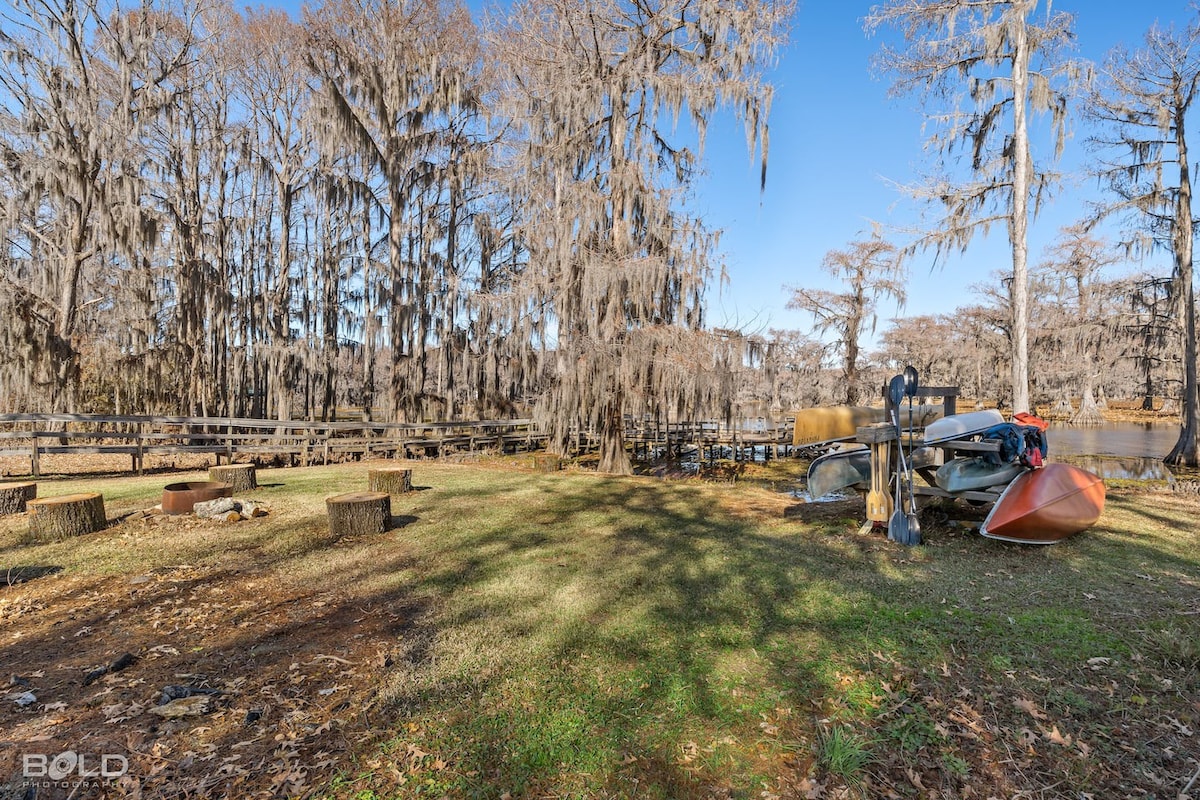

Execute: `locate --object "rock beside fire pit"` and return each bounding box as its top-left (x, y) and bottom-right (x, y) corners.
top-left (193, 498), bottom-right (270, 521)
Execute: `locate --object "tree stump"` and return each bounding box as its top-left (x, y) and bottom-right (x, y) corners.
top-left (368, 467), bottom-right (413, 495)
top-left (532, 454), bottom-right (562, 473)
top-left (209, 464), bottom-right (257, 492)
top-left (326, 492), bottom-right (391, 540)
top-left (26, 493), bottom-right (106, 543)
top-left (0, 481), bottom-right (37, 515)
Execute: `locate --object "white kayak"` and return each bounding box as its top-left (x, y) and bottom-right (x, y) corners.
top-left (923, 409), bottom-right (1005, 445)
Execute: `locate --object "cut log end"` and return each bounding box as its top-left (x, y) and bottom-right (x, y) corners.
top-left (209, 464), bottom-right (258, 492)
top-left (26, 493), bottom-right (106, 543)
top-left (532, 454), bottom-right (562, 473)
top-left (368, 467), bottom-right (413, 494)
top-left (0, 481), bottom-right (37, 515)
top-left (326, 491), bottom-right (391, 540)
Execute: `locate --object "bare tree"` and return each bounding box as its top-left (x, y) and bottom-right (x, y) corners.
top-left (1119, 274), bottom-right (1176, 412)
top-left (865, 0), bottom-right (1080, 414)
top-left (305, 0), bottom-right (480, 422)
top-left (229, 9), bottom-right (315, 421)
top-left (787, 234), bottom-right (905, 405)
top-left (0, 0), bottom-right (195, 411)
top-left (490, 0), bottom-right (792, 473)
top-left (1085, 21), bottom-right (1200, 465)
top-left (1035, 224), bottom-right (1120, 425)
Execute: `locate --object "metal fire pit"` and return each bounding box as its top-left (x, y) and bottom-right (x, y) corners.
top-left (162, 481), bottom-right (233, 515)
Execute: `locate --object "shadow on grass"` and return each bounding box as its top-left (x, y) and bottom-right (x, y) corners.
top-left (374, 476), bottom-right (916, 795)
top-left (371, 475), bottom-right (1200, 797)
top-left (1, 564), bottom-right (63, 586)
top-left (2, 467), bottom-right (1197, 798)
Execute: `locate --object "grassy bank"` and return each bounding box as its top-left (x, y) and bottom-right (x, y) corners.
top-left (1, 460), bottom-right (1197, 798)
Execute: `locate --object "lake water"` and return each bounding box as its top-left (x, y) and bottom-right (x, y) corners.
top-left (1048, 422), bottom-right (1180, 481)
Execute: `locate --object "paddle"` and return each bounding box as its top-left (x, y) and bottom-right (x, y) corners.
top-left (886, 375), bottom-right (908, 543)
top-left (903, 366), bottom-right (922, 545)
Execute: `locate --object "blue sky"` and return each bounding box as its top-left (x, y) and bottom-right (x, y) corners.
top-left (692, 0), bottom-right (1198, 338)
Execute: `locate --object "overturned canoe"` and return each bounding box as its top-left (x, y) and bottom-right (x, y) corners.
top-left (923, 409), bottom-right (1005, 444)
top-left (792, 404), bottom-right (944, 447)
top-left (806, 447), bottom-right (869, 499)
top-left (934, 457), bottom-right (1026, 493)
top-left (807, 446), bottom-right (939, 500)
top-left (980, 463), bottom-right (1106, 544)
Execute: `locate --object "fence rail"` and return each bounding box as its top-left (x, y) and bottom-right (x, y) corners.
top-left (0, 414), bottom-right (546, 477)
top-left (0, 412), bottom-right (802, 478)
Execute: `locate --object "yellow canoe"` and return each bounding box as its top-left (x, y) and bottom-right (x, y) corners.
top-left (792, 405), bottom-right (944, 447)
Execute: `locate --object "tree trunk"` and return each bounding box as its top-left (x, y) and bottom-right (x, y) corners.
top-left (532, 454), bottom-right (562, 473)
top-left (209, 464), bottom-right (258, 493)
top-left (368, 467), bottom-right (413, 494)
top-left (596, 396), bottom-right (631, 474)
top-left (326, 491), bottom-right (391, 540)
top-left (1166, 273), bottom-right (1199, 465)
top-left (1167, 97), bottom-right (1199, 467)
top-left (0, 482), bottom-right (37, 515)
top-left (26, 493), bottom-right (106, 543)
top-left (1050, 396), bottom-right (1074, 420)
top-left (1009, 6), bottom-right (1032, 415)
top-left (1069, 378), bottom-right (1106, 426)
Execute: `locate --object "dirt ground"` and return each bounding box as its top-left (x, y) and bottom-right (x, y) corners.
top-left (2, 515), bottom-right (419, 799)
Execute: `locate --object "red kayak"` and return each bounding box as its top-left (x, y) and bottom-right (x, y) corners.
top-left (980, 463), bottom-right (1105, 544)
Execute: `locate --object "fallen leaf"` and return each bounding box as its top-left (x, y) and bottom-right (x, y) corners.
top-left (1046, 726), bottom-right (1073, 747)
top-left (1014, 698), bottom-right (1047, 720)
top-left (796, 777), bottom-right (824, 799)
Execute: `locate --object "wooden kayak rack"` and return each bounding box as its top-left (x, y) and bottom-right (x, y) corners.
top-left (854, 386), bottom-right (1004, 528)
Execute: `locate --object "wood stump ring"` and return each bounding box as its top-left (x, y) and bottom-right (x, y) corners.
top-left (0, 481), bottom-right (37, 515)
top-left (26, 493), bottom-right (106, 543)
top-left (209, 464), bottom-right (258, 492)
top-left (367, 467), bottom-right (413, 494)
top-left (326, 491), bottom-right (391, 540)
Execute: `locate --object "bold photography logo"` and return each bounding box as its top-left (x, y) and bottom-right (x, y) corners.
top-left (23, 750), bottom-right (129, 782)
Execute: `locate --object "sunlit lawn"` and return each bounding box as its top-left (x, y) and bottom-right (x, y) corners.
top-left (2, 459), bottom-right (1197, 798)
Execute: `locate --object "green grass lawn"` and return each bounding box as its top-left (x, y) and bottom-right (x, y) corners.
top-left (2, 460), bottom-right (1198, 798)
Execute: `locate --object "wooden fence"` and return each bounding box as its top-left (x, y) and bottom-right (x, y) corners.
top-left (0, 412), bottom-right (801, 478)
top-left (0, 414), bottom-right (545, 477)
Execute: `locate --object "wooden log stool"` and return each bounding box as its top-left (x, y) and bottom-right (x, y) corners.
top-left (0, 481), bottom-right (37, 515)
top-left (368, 467), bottom-right (413, 495)
top-left (26, 493), bottom-right (106, 543)
top-left (209, 464), bottom-right (257, 493)
top-left (326, 491), bottom-right (391, 540)
top-left (532, 454), bottom-right (562, 473)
